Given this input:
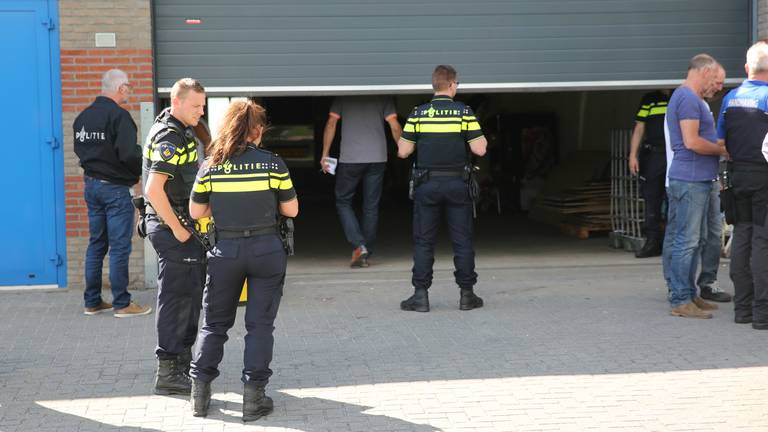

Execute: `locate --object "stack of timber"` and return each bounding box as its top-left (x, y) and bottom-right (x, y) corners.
top-left (534, 182), bottom-right (611, 239)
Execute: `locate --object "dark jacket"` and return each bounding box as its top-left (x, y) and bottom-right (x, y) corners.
top-left (73, 96), bottom-right (142, 186)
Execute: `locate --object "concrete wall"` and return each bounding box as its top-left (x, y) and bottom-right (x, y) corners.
top-left (60, 0), bottom-right (153, 290)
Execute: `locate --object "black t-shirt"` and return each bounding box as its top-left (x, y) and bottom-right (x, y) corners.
top-left (635, 91), bottom-right (670, 147)
top-left (73, 96), bottom-right (141, 185)
top-left (401, 96), bottom-right (484, 170)
top-left (191, 145), bottom-right (296, 231)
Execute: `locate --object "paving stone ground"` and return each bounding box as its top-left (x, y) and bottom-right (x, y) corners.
top-left (1, 243), bottom-right (767, 431)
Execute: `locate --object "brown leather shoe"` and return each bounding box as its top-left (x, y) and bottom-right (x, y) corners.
top-left (350, 246), bottom-right (369, 268)
top-left (693, 297), bottom-right (718, 311)
top-left (114, 302), bottom-right (152, 318)
top-left (670, 302), bottom-right (712, 319)
top-left (84, 301), bottom-right (113, 315)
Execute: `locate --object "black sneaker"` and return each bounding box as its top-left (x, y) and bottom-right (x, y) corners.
top-left (700, 284), bottom-right (732, 303)
top-left (400, 289), bottom-right (429, 312)
top-left (459, 289), bottom-right (484, 311)
top-left (635, 239), bottom-right (662, 258)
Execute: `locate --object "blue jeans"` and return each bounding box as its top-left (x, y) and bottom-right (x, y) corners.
top-left (84, 176), bottom-right (134, 309)
top-left (663, 179), bottom-right (713, 306)
top-left (335, 162), bottom-right (386, 250)
top-left (697, 181), bottom-right (723, 288)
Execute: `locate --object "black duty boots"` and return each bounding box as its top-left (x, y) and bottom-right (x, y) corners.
top-left (153, 358), bottom-right (191, 395)
top-left (190, 379), bottom-right (211, 417)
top-left (400, 288), bottom-right (430, 312)
top-left (635, 238), bottom-right (662, 258)
top-left (459, 289), bottom-right (484, 311)
top-left (243, 381), bottom-right (274, 422)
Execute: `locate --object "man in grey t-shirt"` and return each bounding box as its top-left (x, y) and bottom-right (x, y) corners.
top-left (321, 96), bottom-right (402, 267)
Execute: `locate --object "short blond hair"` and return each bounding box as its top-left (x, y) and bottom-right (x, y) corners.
top-left (432, 65), bottom-right (457, 92)
top-left (747, 40), bottom-right (768, 74)
top-left (170, 78), bottom-right (205, 100)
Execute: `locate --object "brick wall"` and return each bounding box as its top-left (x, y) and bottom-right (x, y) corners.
top-left (60, 0), bottom-right (153, 291)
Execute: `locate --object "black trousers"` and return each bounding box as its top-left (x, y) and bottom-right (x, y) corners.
top-left (638, 147), bottom-right (667, 242)
top-left (412, 177), bottom-right (477, 291)
top-left (729, 167), bottom-right (768, 323)
top-left (190, 234), bottom-right (286, 386)
top-left (146, 217), bottom-right (206, 360)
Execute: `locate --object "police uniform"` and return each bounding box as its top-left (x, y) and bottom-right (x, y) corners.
top-left (400, 96), bottom-right (485, 311)
top-left (635, 91), bottom-right (669, 253)
top-left (717, 79), bottom-right (768, 328)
top-left (189, 145), bottom-right (295, 395)
top-left (143, 108), bottom-right (206, 384)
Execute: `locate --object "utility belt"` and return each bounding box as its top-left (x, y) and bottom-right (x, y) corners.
top-left (409, 164), bottom-right (480, 218)
top-left (216, 225), bottom-right (277, 240)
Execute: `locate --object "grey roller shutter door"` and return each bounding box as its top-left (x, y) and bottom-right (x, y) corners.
top-left (154, 0), bottom-right (750, 94)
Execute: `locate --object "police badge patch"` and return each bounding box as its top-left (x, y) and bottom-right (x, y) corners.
top-left (159, 143), bottom-right (176, 161)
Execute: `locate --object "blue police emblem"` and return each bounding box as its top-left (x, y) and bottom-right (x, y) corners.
top-left (159, 143), bottom-right (176, 161)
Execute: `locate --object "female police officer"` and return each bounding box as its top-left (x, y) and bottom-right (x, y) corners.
top-left (187, 100), bottom-right (298, 420)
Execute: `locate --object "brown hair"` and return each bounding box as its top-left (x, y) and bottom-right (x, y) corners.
top-left (170, 78), bottom-right (205, 101)
top-left (432, 65), bottom-right (457, 91)
top-left (208, 100), bottom-right (268, 166)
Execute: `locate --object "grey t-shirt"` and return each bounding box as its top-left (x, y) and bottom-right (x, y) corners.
top-left (329, 96), bottom-right (397, 163)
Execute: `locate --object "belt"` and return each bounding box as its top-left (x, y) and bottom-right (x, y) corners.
top-left (216, 226), bottom-right (277, 239)
top-left (429, 170), bottom-right (463, 177)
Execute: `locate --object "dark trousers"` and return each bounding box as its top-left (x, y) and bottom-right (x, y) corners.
top-left (191, 235), bottom-right (285, 386)
top-left (639, 148), bottom-right (667, 242)
top-left (83, 176), bottom-right (134, 309)
top-left (412, 177), bottom-right (477, 291)
top-left (335, 162), bottom-right (386, 250)
top-left (729, 168), bottom-right (768, 323)
top-left (147, 217), bottom-right (206, 360)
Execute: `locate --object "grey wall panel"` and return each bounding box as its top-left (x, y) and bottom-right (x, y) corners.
top-left (154, 0), bottom-right (750, 93)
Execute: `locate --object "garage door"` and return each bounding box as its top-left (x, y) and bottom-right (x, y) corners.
top-left (154, 0), bottom-right (751, 95)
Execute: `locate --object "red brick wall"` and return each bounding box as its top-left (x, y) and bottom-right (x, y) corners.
top-left (60, 0), bottom-right (153, 290)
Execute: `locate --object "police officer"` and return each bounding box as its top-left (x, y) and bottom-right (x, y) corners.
top-left (397, 65), bottom-right (488, 312)
top-left (628, 89), bottom-right (670, 258)
top-left (188, 100), bottom-right (298, 420)
top-left (143, 78), bottom-right (207, 395)
top-left (716, 40), bottom-right (768, 329)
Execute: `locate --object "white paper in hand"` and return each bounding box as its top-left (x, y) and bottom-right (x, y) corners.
top-left (323, 157), bottom-right (338, 175)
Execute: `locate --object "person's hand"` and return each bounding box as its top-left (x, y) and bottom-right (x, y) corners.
top-left (628, 156), bottom-right (639, 176)
top-left (172, 226), bottom-right (192, 243)
top-left (319, 156), bottom-right (330, 173)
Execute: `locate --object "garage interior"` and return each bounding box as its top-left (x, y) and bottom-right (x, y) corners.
top-left (157, 88), bottom-right (683, 266)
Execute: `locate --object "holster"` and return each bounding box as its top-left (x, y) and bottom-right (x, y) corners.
top-left (279, 217), bottom-right (295, 256)
top-left (464, 163), bottom-right (480, 203)
top-left (131, 196), bottom-right (148, 238)
top-left (409, 166), bottom-right (429, 200)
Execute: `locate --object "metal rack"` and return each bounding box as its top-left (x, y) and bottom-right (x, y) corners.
top-left (609, 129), bottom-right (645, 251)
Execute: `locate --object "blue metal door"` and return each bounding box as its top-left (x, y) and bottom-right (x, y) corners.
top-left (0, 0), bottom-right (64, 286)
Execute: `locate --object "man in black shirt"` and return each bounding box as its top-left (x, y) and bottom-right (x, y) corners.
top-left (73, 68), bottom-right (151, 318)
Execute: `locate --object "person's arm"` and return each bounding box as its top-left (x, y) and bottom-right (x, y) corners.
top-left (386, 114), bottom-right (402, 143)
top-left (189, 163), bottom-right (212, 219)
top-left (397, 137), bottom-right (415, 158)
top-left (114, 112), bottom-right (143, 179)
top-left (628, 121), bottom-right (645, 175)
top-left (280, 198), bottom-right (299, 217)
top-left (468, 136), bottom-right (487, 157)
top-left (272, 156), bottom-right (299, 217)
top-left (320, 114), bottom-right (339, 172)
top-left (680, 120), bottom-right (727, 156)
top-left (145, 172), bottom-right (191, 242)
top-left (189, 201), bottom-right (211, 219)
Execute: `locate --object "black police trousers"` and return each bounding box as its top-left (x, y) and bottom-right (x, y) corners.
top-left (729, 165), bottom-right (768, 324)
top-left (638, 146), bottom-right (667, 242)
top-left (146, 216), bottom-right (206, 360)
top-left (412, 177), bottom-right (477, 291)
top-left (190, 234), bottom-right (285, 386)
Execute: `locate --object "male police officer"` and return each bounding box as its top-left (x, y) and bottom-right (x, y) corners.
top-left (629, 90), bottom-right (670, 258)
top-left (74, 69), bottom-right (151, 317)
top-left (717, 40), bottom-right (768, 329)
top-left (397, 65), bottom-right (488, 312)
top-left (143, 78), bottom-right (207, 394)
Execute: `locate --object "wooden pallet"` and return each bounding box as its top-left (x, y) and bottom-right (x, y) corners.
top-left (559, 221), bottom-right (612, 239)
